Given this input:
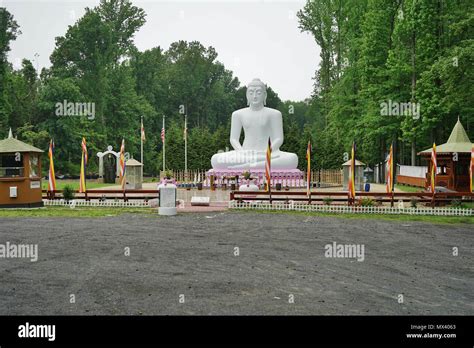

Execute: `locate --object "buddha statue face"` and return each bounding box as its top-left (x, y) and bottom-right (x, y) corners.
top-left (246, 78), bottom-right (267, 108)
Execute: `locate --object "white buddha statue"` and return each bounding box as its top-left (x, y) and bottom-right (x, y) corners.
top-left (211, 78), bottom-right (298, 170)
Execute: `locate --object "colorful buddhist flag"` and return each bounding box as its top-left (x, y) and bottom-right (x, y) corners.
top-left (119, 139), bottom-right (126, 190)
top-left (79, 137), bottom-right (87, 193)
top-left (386, 143), bottom-right (394, 194)
top-left (141, 119), bottom-right (146, 142)
top-left (430, 143), bottom-right (437, 193)
top-left (48, 139), bottom-right (56, 192)
top-left (306, 140), bottom-right (311, 197)
top-left (470, 144), bottom-right (473, 192)
top-left (81, 137), bottom-right (88, 164)
top-left (265, 137), bottom-right (272, 192)
top-left (348, 141), bottom-right (356, 200)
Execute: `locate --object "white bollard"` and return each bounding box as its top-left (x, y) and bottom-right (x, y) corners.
top-left (158, 182), bottom-right (177, 216)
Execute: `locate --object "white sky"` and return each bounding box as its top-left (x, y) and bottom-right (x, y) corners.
top-left (4, 0), bottom-right (320, 101)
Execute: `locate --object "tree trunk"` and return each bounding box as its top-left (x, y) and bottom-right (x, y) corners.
top-left (411, 140), bottom-right (416, 166)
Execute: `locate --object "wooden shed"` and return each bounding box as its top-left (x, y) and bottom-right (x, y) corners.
top-left (419, 119), bottom-right (472, 192)
top-left (0, 130), bottom-right (44, 207)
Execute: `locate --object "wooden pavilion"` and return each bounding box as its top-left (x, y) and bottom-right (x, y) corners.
top-left (419, 119), bottom-right (472, 192)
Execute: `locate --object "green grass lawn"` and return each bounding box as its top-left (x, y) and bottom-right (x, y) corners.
top-left (233, 208), bottom-right (474, 224)
top-left (143, 177), bottom-right (160, 183)
top-left (1, 203), bottom-right (471, 222)
top-left (42, 180), bottom-right (115, 190)
top-left (0, 207), bottom-right (156, 218)
top-left (395, 184), bottom-right (424, 193)
top-left (450, 201), bottom-right (474, 209)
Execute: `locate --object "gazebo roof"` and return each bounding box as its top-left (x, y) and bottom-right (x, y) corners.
top-left (342, 159), bottom-right (365, 166)
top-left (0, 130), bottom-right (44, 154)
top-left (126, 158), bottom-right (143, 166)
top-left (419, 119), bottom-right (472, 155)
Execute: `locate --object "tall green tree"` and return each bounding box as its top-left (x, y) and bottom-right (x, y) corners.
top-left (0, 8), bottom-right (20, 135)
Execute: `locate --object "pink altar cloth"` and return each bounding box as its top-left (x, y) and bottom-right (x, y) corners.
top-left (206, 169), bottom-right (304, 188)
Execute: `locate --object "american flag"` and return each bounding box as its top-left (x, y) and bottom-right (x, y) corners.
top-left (141, 119), bottom-right (146, 142)
top-left (265, 137), bottom-right (272, 192)
top-left (161, 127), bottom-right (165, 143)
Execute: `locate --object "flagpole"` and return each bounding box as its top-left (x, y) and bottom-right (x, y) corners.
top-left (391, 140), bottom-right (397, 206)
top-left (162, 114), bottom-right (166, 173)
top-left (141, 116), bottom-right (144, 181)
top-left (390, 141), bottom-right (394, 207)
top-left (184, 113), bottom-right (188, 183)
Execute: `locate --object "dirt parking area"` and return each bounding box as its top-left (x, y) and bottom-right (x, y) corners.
top-left (0, 212), bottom-right (472, 315)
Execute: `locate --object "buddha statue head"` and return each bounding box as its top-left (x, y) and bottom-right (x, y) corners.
top-left (246, 78), bottom-right (267, 108)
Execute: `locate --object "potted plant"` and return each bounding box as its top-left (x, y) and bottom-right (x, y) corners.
top-left (161, 170), bottom-right (175, 186)
top-left (239, 171), bottom-right (258, 192)
top-left (242, 171), bottom-right (251, 181)
top-left (164, 170), bottom-right (173, 180)
top-left (62, 185), bottom-right (75, 202)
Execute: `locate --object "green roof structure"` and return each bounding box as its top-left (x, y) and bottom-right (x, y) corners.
top-left (0, 129), bottom-right (44, 154)
top-left (419, 119), bottom-right (472, 154)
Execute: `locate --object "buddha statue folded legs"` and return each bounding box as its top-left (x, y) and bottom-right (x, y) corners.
top-left (211, 149), bottom-right (298, 170)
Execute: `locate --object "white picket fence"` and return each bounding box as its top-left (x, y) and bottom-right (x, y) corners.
top-left (229, 200), bottom-right (474, 216)
top-left (43, 199), bottom-right (151, 208)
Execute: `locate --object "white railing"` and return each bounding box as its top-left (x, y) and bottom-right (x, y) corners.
top-left (43, 199), bottom-right (151, 208)
top-left (229, 200), bottom-right (474, 216)
top-left (161, 169), bottom-right (343, 186)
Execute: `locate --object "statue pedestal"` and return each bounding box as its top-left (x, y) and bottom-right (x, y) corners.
top-left (206, 169), bottom-right (304, 188)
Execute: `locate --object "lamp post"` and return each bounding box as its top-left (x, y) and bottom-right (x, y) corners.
top-left (184, 113), bottom-right (188, 183)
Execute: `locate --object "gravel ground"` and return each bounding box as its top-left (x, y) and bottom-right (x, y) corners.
top-left (0, 212), bottom-right (472, 315)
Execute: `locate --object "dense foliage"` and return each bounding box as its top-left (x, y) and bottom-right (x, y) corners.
top-left (298, 0), bottom-right (473, 169)
top-left (0, 0), bottom-right (472, 176)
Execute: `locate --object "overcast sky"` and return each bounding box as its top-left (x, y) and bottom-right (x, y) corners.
top-left (4, 0), bottom-right (320, 101)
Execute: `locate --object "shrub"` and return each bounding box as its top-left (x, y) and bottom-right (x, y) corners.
top-left (360, 197), bottom-right (375, 206)
top-left (450, 199), bottom-right (463, 208)
top-left (323, 197), bottom-right (333, 205)
top-left (410, 198), bottom-right (418, 208)
top-left (164, 170), bottom-right (173, 179)
top-left (62, 185), bottom-right (75, 201)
